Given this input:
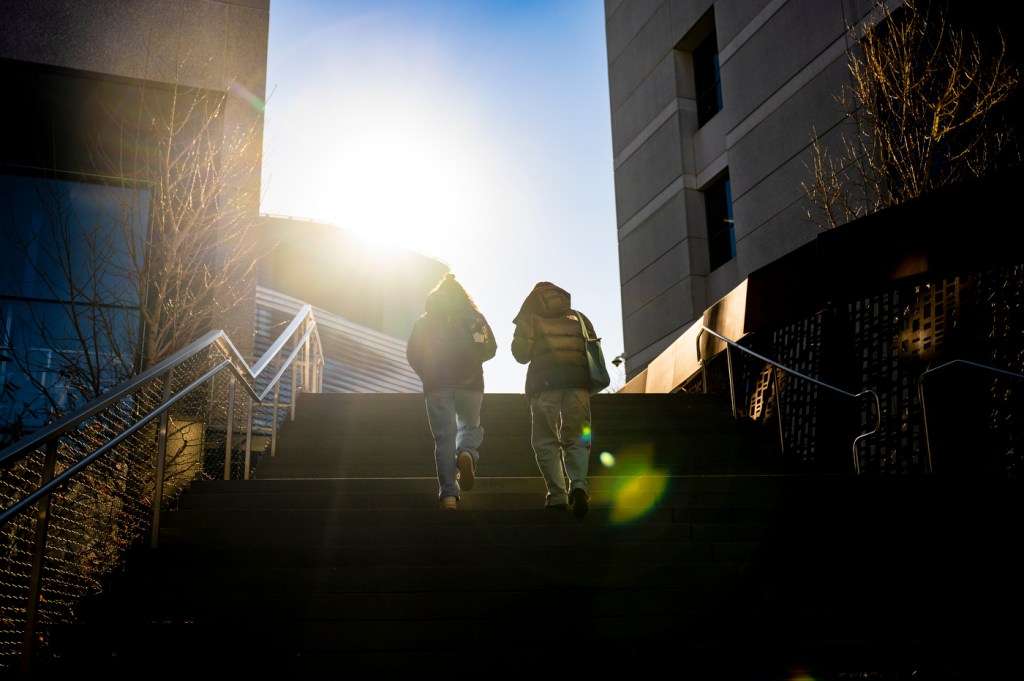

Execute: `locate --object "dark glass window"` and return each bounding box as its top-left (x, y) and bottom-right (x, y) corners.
top-left (705, 175), bottom-right (735, 270)
top-left (694, 32), bottom-right (722, 127)
top-left (0, 174), bottom-right (148, 434)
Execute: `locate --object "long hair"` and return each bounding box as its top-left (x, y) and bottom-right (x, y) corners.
top-left (428, 273), bottom-right (479, 312)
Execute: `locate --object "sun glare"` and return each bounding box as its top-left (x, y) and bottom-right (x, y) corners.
top-left (264, 83), bottom-right (509, 265)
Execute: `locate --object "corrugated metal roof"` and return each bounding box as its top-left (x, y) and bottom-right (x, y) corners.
top-left (255, 286), bottom-right (421, 394)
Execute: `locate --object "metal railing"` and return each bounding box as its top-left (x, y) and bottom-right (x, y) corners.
top-left (918, 359), bottom-right (1024, 474)
top-left (0, 306), bottom-right (322, 673)
top-left (697, 326), bottom-right (881, 474)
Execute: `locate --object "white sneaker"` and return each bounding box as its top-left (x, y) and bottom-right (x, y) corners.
top-left (457, 451), bottom-right (476, 491)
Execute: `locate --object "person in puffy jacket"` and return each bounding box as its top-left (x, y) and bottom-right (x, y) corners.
top-left (407, 273), bottom-right (497, 510)
top-left (511, 281), bottom-right (596, 517)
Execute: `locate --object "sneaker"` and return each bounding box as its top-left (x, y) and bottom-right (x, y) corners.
top-left (570, 488), bottom-right (589, 518)
top-left (457, 451), bottom-right (476, 491)
top-left (439, 496), bottom-right (457, 510)
top-left (544, 496), bottom-right (568, 510)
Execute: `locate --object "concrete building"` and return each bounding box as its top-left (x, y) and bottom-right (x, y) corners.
top-left (603, 0), bottom-right (1022, 386)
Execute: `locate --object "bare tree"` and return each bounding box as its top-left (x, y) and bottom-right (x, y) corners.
top-left (130, 81), bottom-right (265, 374)
top-left (0, 72), bottom-right (266, 445)
top-left (803, 0), bottom-right (1021, 229)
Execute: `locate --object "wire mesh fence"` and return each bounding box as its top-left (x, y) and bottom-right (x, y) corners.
top-left (0, 310), bottom-right (321, 671)
top-left (688, 265), bottom-right (1024, 477)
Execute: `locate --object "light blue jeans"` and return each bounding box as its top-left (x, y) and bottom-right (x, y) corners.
top-left (424, 387), bottom-right (484, 500)
top-left (529, 387), bottom-right (591, 507)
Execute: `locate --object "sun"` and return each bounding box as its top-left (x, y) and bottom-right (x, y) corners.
top-left (335, 101), bottom-right (485, 254)
top-left (262, 84), bottom-right (506, 265)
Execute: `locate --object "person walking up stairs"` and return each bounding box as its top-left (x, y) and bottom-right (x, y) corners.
top-left (406, 273), bottom-right (496, 510)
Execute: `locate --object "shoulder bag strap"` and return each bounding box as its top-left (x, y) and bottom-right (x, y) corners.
top-left (574, 310), bottom-right (591, 340)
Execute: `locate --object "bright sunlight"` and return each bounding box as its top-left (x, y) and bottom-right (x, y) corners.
top-left (263, 81), bottom-right (517, 264)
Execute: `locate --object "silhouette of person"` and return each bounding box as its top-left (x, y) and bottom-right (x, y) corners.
top-left (511, 281), bottom-right (597, 517)
top-left (406, 273), bottom-right (497, 510)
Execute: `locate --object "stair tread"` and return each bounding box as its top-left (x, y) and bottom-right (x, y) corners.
top-left (37, 391), bottom-right (1024, 678)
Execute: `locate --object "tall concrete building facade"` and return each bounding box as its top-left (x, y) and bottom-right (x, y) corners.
top-left (606, 1), bottom-right (1023, 390)
top-left (605, 0), bottom-right (890, 383)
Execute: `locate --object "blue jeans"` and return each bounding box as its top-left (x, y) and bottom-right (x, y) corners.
top-left (424, 387), bottom-right (484, 500)
top-left (529, 387), bottom-right (591, 507)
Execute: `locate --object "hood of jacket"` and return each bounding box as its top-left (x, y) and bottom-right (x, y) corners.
top-left (513, 281), bottom-right (571, 324)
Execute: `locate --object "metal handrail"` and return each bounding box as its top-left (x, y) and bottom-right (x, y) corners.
top-left (697, 326), bottom-right (881, 474)
top-left (918, 358), bottom-right (1024, 474)
top-left (0, 305), bottom-right (322, 672)
top-left (0, 306), bottom-right (321, 482)
top-left (0, 331), bottom-right (232, 471)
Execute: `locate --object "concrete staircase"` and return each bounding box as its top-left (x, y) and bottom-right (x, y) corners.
top-left (41, 392), bottom-right (1023, 678)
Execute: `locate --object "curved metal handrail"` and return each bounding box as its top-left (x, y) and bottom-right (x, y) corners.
top-left (697, 326), bottom-right (881, 474)
top-left (0, 305), bottom-right (322, 672)
top-left (0, 305), bottom-right (319, 474)
top-left (918, 358), bottom-right (1024, 474)
top-left (0, 330), bottom-right (233, 470)
top-left (0, 355), bottom-right (239, 528)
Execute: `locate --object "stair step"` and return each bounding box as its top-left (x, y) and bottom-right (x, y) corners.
top-left (36, 391), bottom-right (1024, 678)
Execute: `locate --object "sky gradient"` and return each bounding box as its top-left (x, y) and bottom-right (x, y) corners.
top-left (260, 0), bottom-right (625, 394)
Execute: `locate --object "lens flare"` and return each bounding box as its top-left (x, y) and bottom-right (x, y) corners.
top-left (229, 80), bottom-right (266, 112)
top-left (598, 444), bottom-right (669, 524)
top-left (609, 475), bottom-right (669, 524)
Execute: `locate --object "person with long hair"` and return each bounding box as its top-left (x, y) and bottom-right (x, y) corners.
top-left (406, 273), bottom-right (497, 510)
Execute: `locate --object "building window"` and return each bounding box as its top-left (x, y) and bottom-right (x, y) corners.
top-left (705, 174), bottom-right (735, 270)
top-left (0, 174), bottom-right (148, 435)
top-left (694, 31), bottom-right (722, 127)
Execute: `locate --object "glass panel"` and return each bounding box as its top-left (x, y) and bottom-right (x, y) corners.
top-left (706, 176), bottom-right (735, 270)
top-left (694, 32), bottom-right (722, 127)
top-left (0, 174), bottom-right (149, 435)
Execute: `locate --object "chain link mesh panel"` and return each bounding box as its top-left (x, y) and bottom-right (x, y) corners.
top-left (697, 266), bottom-right (1022, 477)
top-left (0, 313), bottom-right (322, 670)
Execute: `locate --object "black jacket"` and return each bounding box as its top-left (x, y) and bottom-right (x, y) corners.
top-left (406, 287), bottom-right (496, 393)
top-left (511, 282), bottom-right (596, 396)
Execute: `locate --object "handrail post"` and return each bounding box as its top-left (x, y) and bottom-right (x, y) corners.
top-left (313, 337), bottom-right (322, 393)
top-left (151, 368), bottom-right (173, 549)
top-left (918, 372), bottom-right (935, 475)
top-left (772, 367), bottom-right (786, 455)
top-left (303, 318), bottom-right (312, 393)
top-left (224, 375), bottom-right (235, 480)
top-left (696, 328), bottom-right (708, 393)
top-left (290, 346), bottom-right (298, 422)
top-left (20, 438), bottom-right (59, 674)
top-left (724, 344), bottom-right (737, 418)
top-left (271, 379), bottom-right (281, 458)
top-left (243, 395), bottom-right (253, 481)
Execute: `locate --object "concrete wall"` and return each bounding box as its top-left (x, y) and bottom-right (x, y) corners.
top-left (606, 0), bottom-right (880, 381)
top-left (1, 0), bottom-right (269, 95)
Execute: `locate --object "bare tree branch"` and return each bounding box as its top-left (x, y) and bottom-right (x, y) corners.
top-left (803, 0), bottom-right (1021, 228)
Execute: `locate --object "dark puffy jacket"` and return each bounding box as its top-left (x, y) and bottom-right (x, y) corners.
top-left (406, 288), bottom-right (497, 392)
top-left (511, 281), bottom-right (596, 396)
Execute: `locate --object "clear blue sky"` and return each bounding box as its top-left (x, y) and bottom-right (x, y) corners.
top-left (260, 0), bottom-right (624, 393)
